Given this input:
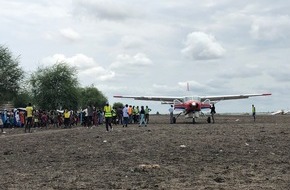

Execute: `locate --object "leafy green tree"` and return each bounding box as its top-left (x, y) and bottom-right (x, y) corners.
top-left (13, 90), bottom-right (33, 108)
top-left (30, 62), bottom-right (79, 110)
top-left (79, 86), bottom-right (107, 109)
top-left (0, 45), bottom-right (24, 102)
top-left (113, 102), bottom-right (124, 109)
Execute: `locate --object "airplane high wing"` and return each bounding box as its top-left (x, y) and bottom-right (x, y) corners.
top-left (199, 93), bottom-right (272, 102)
top-left (113, 95), bottom-right (183, 103)
top-left (113, 93), bottom-right (271, 124)
top-left (114, 93), bottom-right (271, 103)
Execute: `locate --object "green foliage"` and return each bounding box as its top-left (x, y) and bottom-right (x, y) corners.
top-left (113, 102), bottom-right (124, 109)
top-left (13, 90), bottom-right (33, 108)
top-left (0, 45), bottom-right (24, 102)
top-left (30, 62), bottom-right (79, 110)
top-left (78, 86), bottom-right (107, 109)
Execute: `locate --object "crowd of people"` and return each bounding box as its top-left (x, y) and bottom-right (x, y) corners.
top-left (0, 102), bottom-right (152, 133)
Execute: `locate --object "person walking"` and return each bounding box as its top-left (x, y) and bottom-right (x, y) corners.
top-left (104, 102), bottom-right (113, 132)
top-left (252, 104), bottom-right (256, 122)
top-left (169, 105), bottom-right (174, 124)
top-left (139, 106), bottom-right (147, 127)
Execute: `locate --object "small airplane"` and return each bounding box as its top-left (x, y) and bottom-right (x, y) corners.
top-left (271, 109), bottom-right (289, 115)
top-left (114, 93), bottom-right (272, 123)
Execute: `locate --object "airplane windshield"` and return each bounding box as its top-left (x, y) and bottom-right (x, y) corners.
top-left (184, 96), bottom-right (201, 102)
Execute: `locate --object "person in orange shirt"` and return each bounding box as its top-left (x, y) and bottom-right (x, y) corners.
top-left (128, 105), bottom-right (133, 124)
top-left (19, 111), bottom-right (25, 128)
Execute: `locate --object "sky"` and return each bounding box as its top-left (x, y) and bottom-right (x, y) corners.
top-left (1, 0), bottom-right (289, 114)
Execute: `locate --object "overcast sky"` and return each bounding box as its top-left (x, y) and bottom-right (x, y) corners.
top-left (1, 0), bottom-right (289, 114)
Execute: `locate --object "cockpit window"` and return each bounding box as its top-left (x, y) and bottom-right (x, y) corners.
top-left (184, 96), bottom-right (201, 102)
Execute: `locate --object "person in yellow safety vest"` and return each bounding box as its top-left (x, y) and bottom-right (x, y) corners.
top-left (112, 107), bottom-right (117, 125)
top-left (64, 109), bottom-right (70, 128)
top-left (104, 102), bottom-right (113, 132)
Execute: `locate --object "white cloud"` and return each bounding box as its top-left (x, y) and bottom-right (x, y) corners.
top-left (181, 32), bottom-right (226, 60)
top-left (2, 1), bottom-right (289, 113)
top-left (110, 53), bottom-right (153, 69)
top-left (60, 28), bottom-right (81, 41)
top-left (41, 54), bottom-right (115, 83)
top-left (250, 15), bottom-right (290, 41)
top-left (120, 36), bottom-right (145, 49)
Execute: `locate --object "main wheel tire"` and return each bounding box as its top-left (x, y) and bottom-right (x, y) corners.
top-left (173, 117), bottom-right (176, 124)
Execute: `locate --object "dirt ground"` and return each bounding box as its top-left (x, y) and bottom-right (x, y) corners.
top-left (0, 114), bottom-right (289, 190)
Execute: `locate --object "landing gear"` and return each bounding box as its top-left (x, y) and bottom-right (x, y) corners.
top-left (192, 118), bottom-right (196, 124)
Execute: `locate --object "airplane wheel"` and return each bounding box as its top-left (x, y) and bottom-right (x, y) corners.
top-left (192, 118), bottom-right (196, 124)
top-left (173, 117), bottom-right (176, 124)
top-left (207, 117), bottom-right (211, 123)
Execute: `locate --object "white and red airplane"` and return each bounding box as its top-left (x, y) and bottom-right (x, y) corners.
top-left (114, 93), bottom-right (271, 123)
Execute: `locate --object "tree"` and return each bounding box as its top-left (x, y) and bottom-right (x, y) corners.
top-left (79, 86), bottom-right (107, 109)
top-left (113, 102), bottom-right (124, 109)
top-left (30, 62), bottom-right (79, 110)
top-left (13, 90), bottom-right (33, 108)
top-left (0, 45), bottom-right (24, 102)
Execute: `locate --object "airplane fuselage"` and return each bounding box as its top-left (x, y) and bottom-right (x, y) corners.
top-left (174, 100), bottom-right (211, 114)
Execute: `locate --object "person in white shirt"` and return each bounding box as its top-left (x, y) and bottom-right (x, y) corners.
top-left (122, 104), bottom-right (129, 127)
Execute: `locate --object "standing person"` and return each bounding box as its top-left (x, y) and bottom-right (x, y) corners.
top-left (132, 106), bottom-right (137, 123)
top-left (145, 106), bottom-right (151, 124)
top-left (104, 102), bottom-right (113, 132)
top-left (63, 109), bottom-right (70, 128)
top-left (98, 108), bottom-right (103, 125)
top-left (122, 104), bottom-right (129, 127)
top-left (135, 106), bottom-right (140, 123)
top-left (82, 108), bottom-right (88, 127)
top-left (19, 111), bottom-right (25, 128)
top-left (210, 104), bottom-right (216, 123)
top-left (169, 105), bottom-right (174, 124)
top-left (252, 104), bottom-right (256, 122)
top-left (25, 103), bottom-right (33, 133)
top-left (92, 107), bottom-right (98, 127)
top-left (87, 105), bottom-right (93, 127)
top-left (0, 112), bottom-right (4, 133)
top-left (111, 107), bottom-right (117, 125)
top-left (34, 110), bottom-right (40, 128)
top-left (139, 106), bottom-right (147, 127)
top-left (117, 106), bottom-right (123, 125)
top-left (128, 105), bottom-right (133, 124)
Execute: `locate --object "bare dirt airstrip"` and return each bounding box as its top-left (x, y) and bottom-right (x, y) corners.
top-left (0, 114), bottom-right (289, 190)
